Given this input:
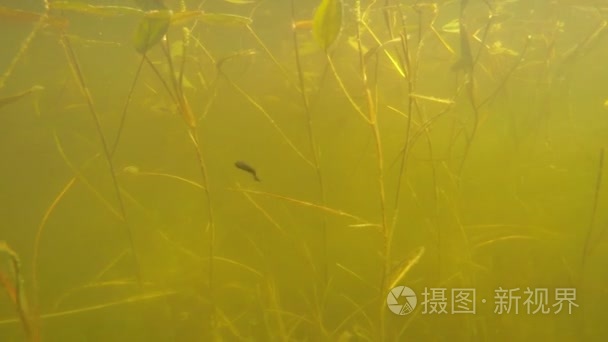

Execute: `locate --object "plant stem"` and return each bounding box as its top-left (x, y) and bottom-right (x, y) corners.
top-left (291, 0), bottom-right (329, 285)
top-left (60, 34), bottom-right (143, 288)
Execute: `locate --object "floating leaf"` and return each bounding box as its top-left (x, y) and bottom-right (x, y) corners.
top-left (133, 10), bottom-right (172, 54)
top-left (313, 0), bottom-right (343, 51)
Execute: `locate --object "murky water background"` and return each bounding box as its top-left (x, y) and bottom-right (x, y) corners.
top-left (1, 0), bottom-right (607, 341)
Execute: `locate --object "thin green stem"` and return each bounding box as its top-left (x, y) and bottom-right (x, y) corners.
top-left (60, 34), bottom-right (142, 288)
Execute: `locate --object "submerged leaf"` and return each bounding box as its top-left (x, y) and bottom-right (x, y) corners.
top-left (387, 247), bottom-right (424, 290)
top-left (133, 10), bottom-right (172, 54)
top-left (170, 10), bottom-right (205, 26)
top-left (199, 13), bottom-right (252, 27)
top-left (0, 85), bottom-right (44, 109)
top-left (170, 40), bottom-right (184, 58)
top-left (134, 0), bottom-right (167, 11)
top-left (441, 18), bottom-right (460, 34)
top-left (313, 0), bottom-right (343, 51)
top-left (49, 2), bottom-right (144, 17)
top-left (174, 72), bottom-right (195, 89)
top-left (223, 0), bottom-right (256, 4)
top-left (0, 6), bottom-right (68, 29)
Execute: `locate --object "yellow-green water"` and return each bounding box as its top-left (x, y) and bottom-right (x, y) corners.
top-left (0, 0), bottom-right (607, 341)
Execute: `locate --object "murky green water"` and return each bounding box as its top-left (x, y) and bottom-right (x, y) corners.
top-left (1, 0), bottom-right (607, 341)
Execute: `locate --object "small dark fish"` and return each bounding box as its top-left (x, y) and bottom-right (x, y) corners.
top-left (235, 161), bottom-right (260, 182)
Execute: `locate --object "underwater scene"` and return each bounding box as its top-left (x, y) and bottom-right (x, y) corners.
top-left (1, 0), bottom-right (607, 341)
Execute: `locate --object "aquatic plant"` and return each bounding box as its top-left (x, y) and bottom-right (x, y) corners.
top-left (0, 0), bottom-right (607, 340)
